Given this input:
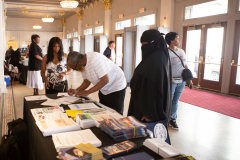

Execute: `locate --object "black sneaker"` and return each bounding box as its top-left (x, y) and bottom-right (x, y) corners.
top-left (170, 120), bottom-right (179, 130)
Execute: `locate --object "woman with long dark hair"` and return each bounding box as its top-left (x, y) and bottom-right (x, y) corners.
top-left (26, 34), bottom-right (43, 95)
top-left (41, 37), bottom-right (72, 94)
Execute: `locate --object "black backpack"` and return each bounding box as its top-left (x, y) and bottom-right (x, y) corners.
top-left (0, 135), bottom-right (22, 160)
top-left (0, 118), bottom-right (29, 160)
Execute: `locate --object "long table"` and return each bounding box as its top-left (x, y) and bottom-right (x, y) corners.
top-left (23, 94), bottom-right (163, 160)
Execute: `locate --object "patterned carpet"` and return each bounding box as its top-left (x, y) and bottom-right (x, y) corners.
top-left (1, 85), bottom-right (15, 136)
top-left (180, 87), bottom-right (240, 119)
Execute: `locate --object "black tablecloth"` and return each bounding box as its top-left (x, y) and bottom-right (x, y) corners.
top-left (23, 94), bottom-right (163, 160)
top-left (19, 64), bottom-right (28, 85)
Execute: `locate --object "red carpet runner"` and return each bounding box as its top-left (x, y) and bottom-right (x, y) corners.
top-left (180, 87), bottom-right (240, 119)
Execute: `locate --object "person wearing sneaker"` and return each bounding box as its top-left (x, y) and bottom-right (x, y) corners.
top-left (165, 32), bottom-right (193, 130)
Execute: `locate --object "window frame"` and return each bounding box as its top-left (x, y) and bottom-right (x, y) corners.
top-left (133, 14), bottom-right (156, 26)
top-left (183, 0), bottom-right (229, 21)
top-left (115, 19), bottom-right (131, 31)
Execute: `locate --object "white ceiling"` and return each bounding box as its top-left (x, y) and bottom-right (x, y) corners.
top-left (5, 0), bottom-right (93, 19)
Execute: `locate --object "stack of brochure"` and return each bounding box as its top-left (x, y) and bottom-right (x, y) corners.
top-left (31, 106), bottom-right (67, 121)
top-left (143, 138), bottom-right (181, 158)
top-left (75, 113), bottom-right (96, 129)
top-left (82, 108), bottom-right (113, 116)
top-left (52, 129), bottom-right (102, 152)
top-left (36, 118), bottom-right (80, 137)
top-left (101, 140), bottom-right (139, 159)
top-left (91, 113), bottom-right (124, 127)
top-left (68, 103), bottom-right (99, 110)
top-left (100, 117), bottom-right (148, 141)
top-left (65, 110), bottom-right (83, 121)
top-left (57, 143), bottom-right (103, 160)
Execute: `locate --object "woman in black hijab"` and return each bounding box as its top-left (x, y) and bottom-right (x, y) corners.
top-left (127, 29), bottom-right (172, 125)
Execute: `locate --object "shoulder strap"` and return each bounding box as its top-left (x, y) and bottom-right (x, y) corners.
top-left (168, 48), bottom-right (185, 67)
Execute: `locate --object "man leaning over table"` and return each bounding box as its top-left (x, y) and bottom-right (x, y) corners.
top-left (67, 51), bottom-right (127, 115)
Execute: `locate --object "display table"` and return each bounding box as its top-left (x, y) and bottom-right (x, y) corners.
top-left (23, 94), bottom-right (162, 160)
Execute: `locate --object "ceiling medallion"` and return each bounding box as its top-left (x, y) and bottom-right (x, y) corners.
top-left (42, 14), bottom-right (54, 23)
top-left (58, 10), bottom-right (65, 16)
top-left (80, 0), bottom-right (88, 3)
top-left (60, 0), bottom-right (79, 8)
top-left (33, 24), bottom-right (42, 29)
top-left (21, 7), bottom-right (28, 14)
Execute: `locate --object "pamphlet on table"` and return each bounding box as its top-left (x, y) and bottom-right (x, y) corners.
top-left (75, 113), bottom-right (96, 129)
top-left (57, 143), bottom-right (103, 160)
top-left (36, 118), bottom-right (80, 137)
top-left (31, 106), bottom-right (66, 121)
top-left (52, 129), bottom-right (102, 152)
top-left (101, 140), bottom-right (139, 159)
top-left (113, 152), bottom-right (154, 160)
top-left (25, 95), bottom-right (49, 101)
top-left (100, 116), bottom-right (148, 141)
top-left (68, 103), bottom-right (99, 110)
top-left (143, 138), bottom-right (181, 158)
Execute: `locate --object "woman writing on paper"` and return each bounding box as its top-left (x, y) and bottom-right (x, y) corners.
top-left (41, 37), bottom-right (72, 94)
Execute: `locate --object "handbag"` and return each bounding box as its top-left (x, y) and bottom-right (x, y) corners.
top-left (53, 81), bottom-right (65, 92)
top-left (168, 48), bottom-right (193, 81)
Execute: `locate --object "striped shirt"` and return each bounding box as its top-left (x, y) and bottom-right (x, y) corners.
top-left (81, 52), bottom-right (126, 95)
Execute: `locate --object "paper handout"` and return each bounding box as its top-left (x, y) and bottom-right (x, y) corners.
top-left (68, 103), bottom-right (99, 110)
top-left (25, 95), bottom-right (49, 101)
top-left (36, 118), bottom-right (80, 137)
top-left (52, 129), bottom-right (102, 152)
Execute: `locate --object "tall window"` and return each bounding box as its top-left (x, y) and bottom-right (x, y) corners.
top-left (185, 0), bottom-right (228, 20)
top-left (134, 14), bottom-right (155, 26)
top-left (84, 28), bottom-right (92, 35)
top-left (73, 32), bottom-right (78, 38)
top-left (115, 19), bottom-right (131, 30)
top-left (94, 26), bottom-right (103, 34)
top-left (67, 33), bottom-right (72, 39)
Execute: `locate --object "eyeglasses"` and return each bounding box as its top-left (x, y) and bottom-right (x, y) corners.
top-left (73, 60), bottom-right (79, 70)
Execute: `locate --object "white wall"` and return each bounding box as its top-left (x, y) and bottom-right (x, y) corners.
top-left (65, 14), bottom-right (78, 38)
top-left (6, 17), bottom-right (62, 32)
top-left (6, 31), bottom-right (63, 55)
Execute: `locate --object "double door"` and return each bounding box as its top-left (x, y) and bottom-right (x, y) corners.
top-left (182, 22), bottom-right (227, 91)
top-left (229, 20), bottom-right (240, 95)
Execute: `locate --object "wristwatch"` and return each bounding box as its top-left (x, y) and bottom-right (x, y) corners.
top-left (64, 72), bottom-right (67, 75)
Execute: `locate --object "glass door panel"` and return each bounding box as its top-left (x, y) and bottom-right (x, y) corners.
top-left (116, 37), bottom-right (123, 66)
top-left (115, 34), bottom-right (124, 69)
top-left (236, 44), bottom-right (240, 85)
top-left (203, 27), bottom-right (224, 81)
top-left (185, 30), bottom-right (201, 78)
top-left (229, 20), bottom-right (240, 95)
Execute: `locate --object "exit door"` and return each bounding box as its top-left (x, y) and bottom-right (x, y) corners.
top-left (229, 20), bottom-right (240, 95)
top-left (182, 22), bottom-right (227, 91)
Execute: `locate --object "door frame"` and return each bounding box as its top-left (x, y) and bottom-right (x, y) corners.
top-left (115, 34), bottom-right (124, 69)
top-left (182, 22), bottom-right (227, 91)
top-left (229, 20), bottom-right (240, 95)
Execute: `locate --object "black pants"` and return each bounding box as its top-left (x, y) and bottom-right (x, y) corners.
top-left (45, 80), bottom-right (68, 94)
top-left (98, 87), bottom-right (126, 115)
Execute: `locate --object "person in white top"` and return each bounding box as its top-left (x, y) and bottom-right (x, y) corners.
top-left (103, 41), bottom-right (116, 62)
top-left (41, 37), bottom-right (72, 94)
top-left (165, 32), bottom-right (193, 130)
top-left (67, 51), bottom-right (127, 115)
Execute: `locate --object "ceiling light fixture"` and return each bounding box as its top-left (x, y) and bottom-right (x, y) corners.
top-left (42, 14), bottom-right (54, 22)
top-left (21, 7), bottom-right (28, 14)
top-left (60, 0), bottom-right (79, 8)
top-left (33, 24), bottom-right (42, 29)
top-left (80, 0), bottom-right (88, 3)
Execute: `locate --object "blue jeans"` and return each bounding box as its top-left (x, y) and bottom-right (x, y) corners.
top-left (171, 81), bottom-right (185, 120)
